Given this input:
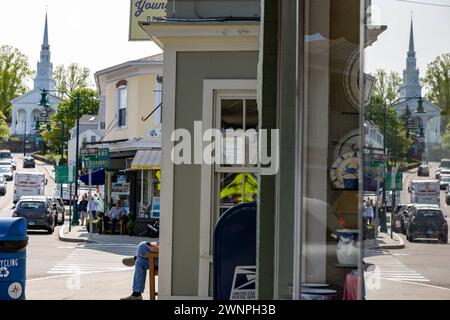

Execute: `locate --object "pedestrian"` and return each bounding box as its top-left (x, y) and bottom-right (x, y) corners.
top-left (363, 200), bottom-right (374, 225)
top-left (121, 241), bottom-right (159, 300)
top-left (79, 194), bottom-right (88, 226)
top-left (87, 195), bottom-right (98, 219)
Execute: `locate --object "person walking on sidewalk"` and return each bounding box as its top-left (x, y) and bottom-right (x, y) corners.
top-left (121, 241), bottom-right (159, 300)
top-left (363, 200), bottom-right (374, 225)
top-left (79, 194), bottom-right (88, 226)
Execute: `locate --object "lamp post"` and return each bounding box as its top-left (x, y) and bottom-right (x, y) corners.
top-left (37, 88), bottom-right (82, 227)
top-left (381, 96), bottom-right (426, 236)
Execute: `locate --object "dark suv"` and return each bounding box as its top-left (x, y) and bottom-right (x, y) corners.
top-left (23, 156), bottom-right (35, 168)
top-left (406, 205), bottom-right (448, 244)
top-left (13, 196), bottom-right (55, 234)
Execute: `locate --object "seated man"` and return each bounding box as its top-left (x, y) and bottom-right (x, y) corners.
top-left (103, 200), bottom-right (125, 234)
top-left (121, 241), bottom-right (159, 300)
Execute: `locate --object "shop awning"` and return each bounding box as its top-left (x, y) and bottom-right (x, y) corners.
top-left (131, 150), bottom-right (161, 170)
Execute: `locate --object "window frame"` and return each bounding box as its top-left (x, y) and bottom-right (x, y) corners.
top-left (116, 84), bottom-right (128, 129)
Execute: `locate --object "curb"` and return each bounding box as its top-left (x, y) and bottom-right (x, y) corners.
top-left (366, 232), bottom-right (405, 250)
top-left (58, 223), bottom-right (96, 243)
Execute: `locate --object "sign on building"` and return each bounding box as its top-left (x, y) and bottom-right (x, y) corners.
top-left (56, 166), bottom-right (76, 184)
top-left (129, 0), bottom-right (167, 41)
top-left (81, 148), bottom-right (111, 169)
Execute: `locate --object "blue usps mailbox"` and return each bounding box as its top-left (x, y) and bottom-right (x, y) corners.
top-left (213, 203), bottom-right (256, 300)
top-left (0, 218), bottom-right (29, 300)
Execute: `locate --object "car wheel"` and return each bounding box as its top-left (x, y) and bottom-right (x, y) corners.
top-left (47, 226), bottom-right (54, 234)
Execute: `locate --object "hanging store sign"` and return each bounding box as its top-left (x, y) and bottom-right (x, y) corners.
top-left (81, 148), bottom-right (111, 169)
top-left (129, 0), bottom-right (167, 41)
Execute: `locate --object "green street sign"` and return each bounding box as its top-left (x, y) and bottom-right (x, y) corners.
top-left (56, 165), bottom-right (76, 184)
top-left (385, 170), bottom-right (403, 191)
top-left (81, 147), bottom-right (111, 169)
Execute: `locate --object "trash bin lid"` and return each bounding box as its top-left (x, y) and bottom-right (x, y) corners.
top-left (0, 218), bottom-right (29, 241)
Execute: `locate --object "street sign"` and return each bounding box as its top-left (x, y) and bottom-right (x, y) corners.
top-left (81, 147), bottom-right (111, 169)
top-left (385, 169), bottom-right (403, 191)
top-left (56, 166), bottom-right (76, 184)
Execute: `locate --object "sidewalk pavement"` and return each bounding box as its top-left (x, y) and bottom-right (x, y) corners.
top-left (59, 223), bottom-right (158, 244)
top-left (365, 231), bottom-right (405, 250)
top-left (25, 223), bottom-right (159, 300)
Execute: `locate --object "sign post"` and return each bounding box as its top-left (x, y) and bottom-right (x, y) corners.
top-left (81, 148), bottom-right (110, 240)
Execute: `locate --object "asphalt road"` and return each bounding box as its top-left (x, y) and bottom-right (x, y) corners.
top-left (0, 154), bottom-right (73, 280)
top-left (366, 162), bottom-right (450, 299)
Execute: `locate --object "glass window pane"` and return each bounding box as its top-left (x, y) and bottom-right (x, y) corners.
top-left (245, 99), bottom-right (258, 130)
top-left (221, 99), bottom-right (243, 130)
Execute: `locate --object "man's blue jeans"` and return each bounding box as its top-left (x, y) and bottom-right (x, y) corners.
top-left (132, 242), bottom-right (158, 293)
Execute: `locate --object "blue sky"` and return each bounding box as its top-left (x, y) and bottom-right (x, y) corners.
top-left (365, 0), bottom-right (450, 77)
top-left (0, 0), bottom-right (449, 87)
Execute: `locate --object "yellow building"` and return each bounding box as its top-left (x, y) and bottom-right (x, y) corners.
top-left (95, 53), bottom-right (163, 234)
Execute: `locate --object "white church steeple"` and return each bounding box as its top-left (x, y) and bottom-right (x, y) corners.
top-left (33, 13), bottom-right (56, 91)
top-left (400, 18), bottom-right (422, 99)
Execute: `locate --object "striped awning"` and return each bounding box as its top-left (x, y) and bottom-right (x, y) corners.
top-left (131, 150), bottom-right (161, 170)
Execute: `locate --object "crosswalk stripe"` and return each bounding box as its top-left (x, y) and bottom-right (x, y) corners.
top-left (48, 247), bottom-right (135, 275)
top-left (364, 250), bottom-right (429, 283)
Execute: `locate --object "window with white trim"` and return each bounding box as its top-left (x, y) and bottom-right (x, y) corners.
top-left (213, 93), bottom-right (258, 223)
top-left (117, 83), bottom-right (128, 128)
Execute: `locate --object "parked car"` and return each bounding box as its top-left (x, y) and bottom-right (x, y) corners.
top-left (50, 196), bottom-right (66, 226)
top-left (393, 204), bottom-right (414, 234)
top-left (418, 164), bottom-right (430, 177)
top-left (13, 196), bottom-right (55, 234)
top-left (436, 168), bottom-right (441, 179)
top-left (23, 156), bottom-right (36, 168)
top-left (0, 175), bottom-right (6, 196)
top-left (406, 204), bottom-right (448, 244)
top-left (0, 165), bottom-right (13, 181)
top-left (446, 191), bottom-right (450, 205)
top-left (440, 174), bottom-right (450, 190)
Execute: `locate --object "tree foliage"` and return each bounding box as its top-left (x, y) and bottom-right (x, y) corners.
top-left (423, 53), bottom-right (450, 114)
top-left (53, 63), bottom-right (91, 100)
top-left (366, 69), bottom-right (413, 160)
top-left (41, 88), bottom-right (99, 153)
top-left (370, 69), bottom-right (402, 104)
top-left (0, 45), bottom-right (32, 124)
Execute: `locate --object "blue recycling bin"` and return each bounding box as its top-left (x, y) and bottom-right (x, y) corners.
top-left (0, 218), bottom-right (29, 300)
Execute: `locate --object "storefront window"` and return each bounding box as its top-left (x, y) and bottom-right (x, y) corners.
top-left (110, 172), bottom-right (130, 213)
top-left (136, 170), bottom-right (161, 219)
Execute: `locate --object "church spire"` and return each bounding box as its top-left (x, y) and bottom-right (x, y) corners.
top-left (43, 13), bottom-right (49, 49)
top-left (408, 18), bottom-right (414, 53)
top-left (400, 17), bottom-right (421, 99)
top-left (34, 12), bottom-right (55, 91)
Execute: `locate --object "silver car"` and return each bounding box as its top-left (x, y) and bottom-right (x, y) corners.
top-left (0, 165), bottom-right (13, 181)
top-left (0, 175), bottom-right (6, 196)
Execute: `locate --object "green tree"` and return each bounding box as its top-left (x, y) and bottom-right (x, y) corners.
top-left (0, 45), bottom-right (32, 121)
top-left (370, 69), bottom-right (402, 103)
top-left (366, 71), bottom-right (413, 162)
top-left (41, 88), bottom-right (99, 153)
top-left (53, 63), bottom-right (91, 99)
top-left (423, 53), bottom-right (450, 114)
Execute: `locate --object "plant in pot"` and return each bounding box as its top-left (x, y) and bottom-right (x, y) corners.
top-left (86, 218), bottom-right (98, 233)
top-left (127, 220), bottom-right (136, 236)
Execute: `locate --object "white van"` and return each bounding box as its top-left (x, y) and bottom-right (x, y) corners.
top-left (409, 180), bottom-right (440, 205)
top-left (14, 172), bottom-right (47, 203)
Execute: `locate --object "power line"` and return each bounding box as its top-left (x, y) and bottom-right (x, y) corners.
top-left (396, 0), bottom-right (450, 8)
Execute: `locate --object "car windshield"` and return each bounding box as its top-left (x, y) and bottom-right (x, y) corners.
top-left (441, 161), bottom-right (450, 168)
top-left (0, 167), bottom-right (10, 172)
top-left (416, 210), bottom-right (442, 219)
top-left (19, 201), bottom-right (45, 209)
top-left (0, 152), bottom-right (11, 159)
top-left (441, 176), bottom-right (450, 182)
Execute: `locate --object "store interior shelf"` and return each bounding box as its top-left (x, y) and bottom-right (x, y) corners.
top-left (335, 263), bottom-right (358, 268)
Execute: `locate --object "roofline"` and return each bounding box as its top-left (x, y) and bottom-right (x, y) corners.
top-left (95, 59), bottom-right (163, 78)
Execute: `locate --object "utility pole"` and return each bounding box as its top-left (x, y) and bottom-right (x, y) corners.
top-left (380, 102), bottom-right (388, 233)
top-left (23, 119), bottom-right (27, 156)
top-left (391, 120), bottom-right (398, 239)
top-left (72, 94), bottom-right (81, 226)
